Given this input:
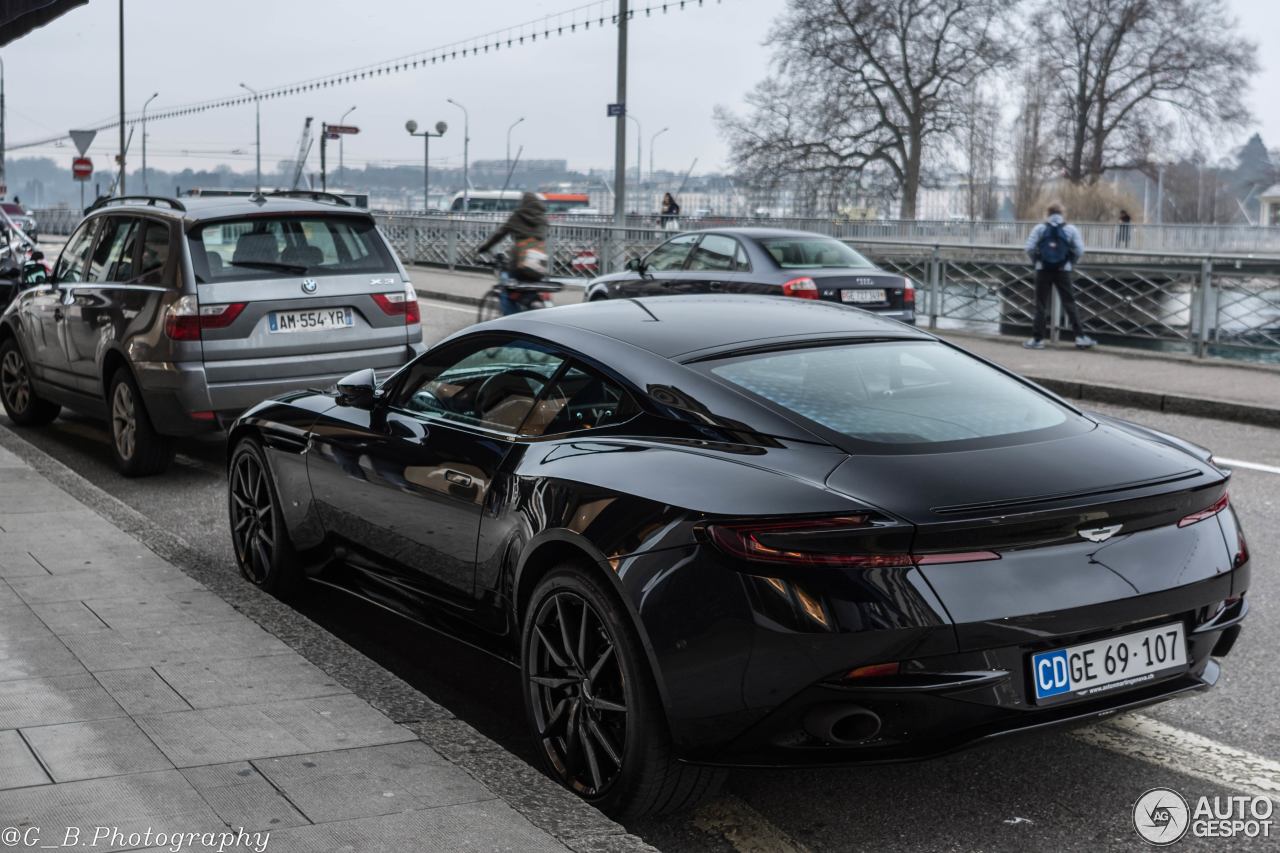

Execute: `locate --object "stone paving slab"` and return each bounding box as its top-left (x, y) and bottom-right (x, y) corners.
top-left (7, 565), bottom-right (205, 604)
top-left (0, 770), bottom-right (225, 852)
top-left (0, 728), bottom-right (49, 790)
top-left (58, 620), bottom-right (291, 671)
top-left (0, 672), bottom-right (124, 729)
top-left (180, 762), bottom-right (311, 832)
top-left (95, 667), bottom-right (192, 715)
top-left (134, 694), bottom-right (415, 767)
top-left (0, 468), bottom-right (85, 514)
top-left (22, 716), bottom-right (173, 782)
top-left (72, 589), bottom-right (243, 631)
top-left (153, 653), bottom-right (348, 709)
top-left (252, 742), bottom-right (494, 823)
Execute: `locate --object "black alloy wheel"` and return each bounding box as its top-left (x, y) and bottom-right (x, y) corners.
top-left (0, 338), bottom-right (60, 425)
top-left (522, 568), bottom-right (724, 817)
top-left (228, 438), bottom-right (298, 596)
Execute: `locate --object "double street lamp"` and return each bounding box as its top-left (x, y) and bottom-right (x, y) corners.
top-left (405, 119), bottom-right (447, 212)
top-left (238, 82), bottom-right (262, 192)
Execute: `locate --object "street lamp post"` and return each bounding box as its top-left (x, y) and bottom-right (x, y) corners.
top-left (506, 116), bottom-right (524, 173)
top-left (405, 119), bottom-right (447, 212)
top-left (0, 58), bottom-right (6, 199)
top-left (141, 92), bottom-right (158, 194)
top-left (649, 127), bottom-right (668, 186)
top-left (338, 105), bottom-right (356, 185)
top-left (239, 82), bottom-right (261, 192)
top-left (446, 98), bottom-right (469, 213)
top-left (625, 114), bottom-right (642, 196)
top-left (118, 0), bottom-right (126, 195)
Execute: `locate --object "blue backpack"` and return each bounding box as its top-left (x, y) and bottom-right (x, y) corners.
top-left (1037, 222), bottom-right (1073, 268)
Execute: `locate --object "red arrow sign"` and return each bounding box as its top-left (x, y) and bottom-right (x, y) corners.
top-left (72, 157), bottom-right (93, 180)
top-left (326, 124), bottom-right (359, 135)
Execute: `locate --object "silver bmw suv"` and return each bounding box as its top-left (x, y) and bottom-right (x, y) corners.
top-left (0, 192), bottom-right (424, 475)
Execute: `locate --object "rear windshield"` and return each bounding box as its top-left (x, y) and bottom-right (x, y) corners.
top-left (761, 237), bottom-right (874, 269)
top-left (702, 341), bottom-right (1073, 447)
top-left (188, 215), bottom-right (396, 283)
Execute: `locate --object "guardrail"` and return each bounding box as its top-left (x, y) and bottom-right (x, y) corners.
top-left (376, 214), bottom-right (1280, 360)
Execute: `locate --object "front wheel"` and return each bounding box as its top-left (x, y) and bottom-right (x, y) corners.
top-left (0, 337), bottom-right (60, 426)
top-left (522, 567), bottom-right (724, 818)
top-left (477, 288), bottom-right (503, 323)
top-left (228, 438), bottom-right (300, 598)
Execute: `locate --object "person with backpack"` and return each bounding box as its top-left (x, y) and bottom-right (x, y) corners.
top-left (1023, 202), bottom-right (1096, 349)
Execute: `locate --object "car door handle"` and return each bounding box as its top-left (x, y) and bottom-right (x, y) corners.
top-left (53, 308), bottom-right (63, 321)
top-left (708, 281), bottom-right (724, 290)
top-left (444, 470), bottom-right (472, 487)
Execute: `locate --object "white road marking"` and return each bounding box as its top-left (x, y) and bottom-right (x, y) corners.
top-left (693, 794), bottom-right (812, 853)
top-left (1216, 456), bottom-right (1280, 476)
top-left (1072, 713), bottom-right (1280, 804)
top-left (418, 298), bottom-right (478, 314)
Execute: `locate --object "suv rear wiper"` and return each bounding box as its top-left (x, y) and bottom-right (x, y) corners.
top-left (227, 260), bottom-right (309, 273)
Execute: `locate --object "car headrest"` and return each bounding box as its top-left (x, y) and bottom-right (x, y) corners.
top-left (233, 232), bottom-right (279, 264)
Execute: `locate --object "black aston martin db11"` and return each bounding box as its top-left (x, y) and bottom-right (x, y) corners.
top-left (227, 295), bottom-right (1249, 818)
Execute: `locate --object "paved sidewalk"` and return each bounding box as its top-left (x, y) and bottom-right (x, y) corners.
top-left (0, 441), bottom-right (648, 852)
top-left (408, 265), bottom-right (1280, 427)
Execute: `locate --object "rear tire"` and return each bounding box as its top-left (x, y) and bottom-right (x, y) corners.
top-left (0, 337), bottom-right (60, 426)
top-left (107, 367), bottom-right (174, 477)
top-left (522, 566), bottom-right (725, 818)
top-left (228, 437), bottom-right (300, 598)
top-left (477, 289), bottom-right (503, 323)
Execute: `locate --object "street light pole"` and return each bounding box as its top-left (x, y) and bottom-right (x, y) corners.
top-left (625, 114), bottom-right (642, 197)
top-left (239, 82), bottom-right (261, 192)
top-left (338, 105), bottom-right (355, 184)
top-left (118, 0), bottom-right (126, 195)
top-left (447, 98), bottom-right (470, 213)
top-left (649, 127), bottom-right (668, 186)
top-left (612, 0), bottom-right (628, 228)
top-left (405, 119), bottom-right (447, 212)
top-left (0, 58), bottom-right (6, 200)
top-left (506, 116), bottom-right (524, 173)
top-left (141, 92), bottom-right (158, 194)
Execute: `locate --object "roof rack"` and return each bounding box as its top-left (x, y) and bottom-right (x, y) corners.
top-left (265, 190), bottom-right (353, 207)
top-left (89, 195), bottom-right (187, 213)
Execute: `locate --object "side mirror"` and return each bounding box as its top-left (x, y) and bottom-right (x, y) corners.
top-left (336, 368), bottom-right (378, 409)
top-left (30, 251), bottom-right (43, 263)
top-left (625, 257), bottom-right (642, 272)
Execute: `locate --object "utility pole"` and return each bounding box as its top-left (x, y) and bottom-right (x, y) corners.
top-left (141, 92), bottom-right (158, 194)
top-left (118, 0), bottom-right (126, 195)
top-left (320, 123), bottom-right (328, 191)
top-left (239, 83), bottom-right (262, 192)
top-left (612, 0), bottom-right (628, 228)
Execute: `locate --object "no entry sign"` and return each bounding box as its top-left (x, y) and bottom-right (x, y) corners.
top-left (72, 157), bottom-right (93, 181)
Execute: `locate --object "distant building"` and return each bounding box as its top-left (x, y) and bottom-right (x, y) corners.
top-left (1260, 184), bottom-right (1280, 227)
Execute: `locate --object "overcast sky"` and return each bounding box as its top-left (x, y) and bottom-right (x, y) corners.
top-left (2, 0), bottom-right (1277, 177)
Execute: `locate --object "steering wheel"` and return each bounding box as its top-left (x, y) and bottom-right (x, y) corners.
top-left (474, 368), bottom-right (549, 418)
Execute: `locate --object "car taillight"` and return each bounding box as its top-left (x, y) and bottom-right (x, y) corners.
top-left (845, 662), bottom-right (900, 680)
top-left (163, 296), bottom-right (245, 340)
top-left (701, 515), bottom-right (1000, 569)
top-left (373, 284), bottom-right (421, 324)
top-left (782, 277), bottom-right (819, 299)
top-left (903, 278), bottom-right (916, 306)
top-left (1179, 491), bottom-right (1230, 528)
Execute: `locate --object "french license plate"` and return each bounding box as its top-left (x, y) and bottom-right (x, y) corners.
top-left (1030, 622), bottom-right (1186, 705)
top-left (840, 288), bottom-right (886, 304)
top-left (268, 308), bottom-right (353, 333)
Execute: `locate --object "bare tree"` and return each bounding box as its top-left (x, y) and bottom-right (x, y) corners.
top-left (1012, 66), bottom-right (1052, 218)
top-left (717, 0), bottom-right (1019, 219)
top-left (960, 88), bottom-right (1001, 219)
top-left (1033, 0), bottom-right (1257, 184)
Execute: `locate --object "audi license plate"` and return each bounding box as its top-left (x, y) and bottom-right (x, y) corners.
top-left (269, 308), bottom-right (353, 333)
top-left (1030, 622), bottom-right (1186, 705)
top-left (841, 288), bottom-right (886, 304)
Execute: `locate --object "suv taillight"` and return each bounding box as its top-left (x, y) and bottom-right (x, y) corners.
top-left (903, 278), bottom-right (916, 306)
top-left (372, 284), bottom-right (421, 324)
top-left (782, 277), bottom-right (819, 299)
top-left (163, 296), bottom-right (246, 341)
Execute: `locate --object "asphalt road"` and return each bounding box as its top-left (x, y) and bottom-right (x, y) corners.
top-left (2, 295), bottom-right (1277, 852)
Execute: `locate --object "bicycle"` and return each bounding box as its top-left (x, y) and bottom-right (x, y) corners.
top-left (476, 252), bottom-right (564, 323)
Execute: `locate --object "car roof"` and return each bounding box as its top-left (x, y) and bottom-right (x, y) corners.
top-left (507, 295), bottom-right (931, 360)
top-left (87, 195), bottom-right (371, 224)
top-left (683, 227), bottom-right (837, 240)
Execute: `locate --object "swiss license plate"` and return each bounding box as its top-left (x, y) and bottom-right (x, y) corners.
top-left (841, 288), bottom-right (886, 304)
top-left (1030, 622), bottom-right (1186, 705)
top-left (268, 308), bottom-right (354, 333)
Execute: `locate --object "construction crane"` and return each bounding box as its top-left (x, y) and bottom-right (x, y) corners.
top-left (289, 117), bottom-right (314, 190)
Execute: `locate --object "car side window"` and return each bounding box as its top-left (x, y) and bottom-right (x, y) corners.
top-left (520, 363), bottom-right (638, 436)
top-left (55, 220), bottom-right (98, 284)
top-left (88, 217), bottom-right (139, 283)
top-left (135, 221), bottom-right (172, 285)
top-left (396, 339), bottom-right (566, 433)
top-left (686, 235), bottom-right (740, 272)
top-left (643, 234), bottom-right (699, 272)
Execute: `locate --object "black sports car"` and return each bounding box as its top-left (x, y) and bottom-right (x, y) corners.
top-left (227, 295), bottom-right (1249, 818)
top-left (585, 228), bottom-right (916, 323)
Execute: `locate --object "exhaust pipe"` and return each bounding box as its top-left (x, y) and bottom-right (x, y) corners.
top-left (804, 704), bottom-right (882, 745)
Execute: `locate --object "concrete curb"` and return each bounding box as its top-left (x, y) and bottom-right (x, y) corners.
top-left (412, 283), bottom-right (1280, 430)
top-left (0, 423), bottom-right (659, 853)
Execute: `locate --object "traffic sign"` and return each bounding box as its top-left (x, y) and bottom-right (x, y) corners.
top-left (69, 129), bottom-right (97, 157)
top-left (72, 157), bottom-right (93, 181)
top-left (326, 125), bottom-right (359, 135)
top-left (607, 103), bottom-right (625, 117)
